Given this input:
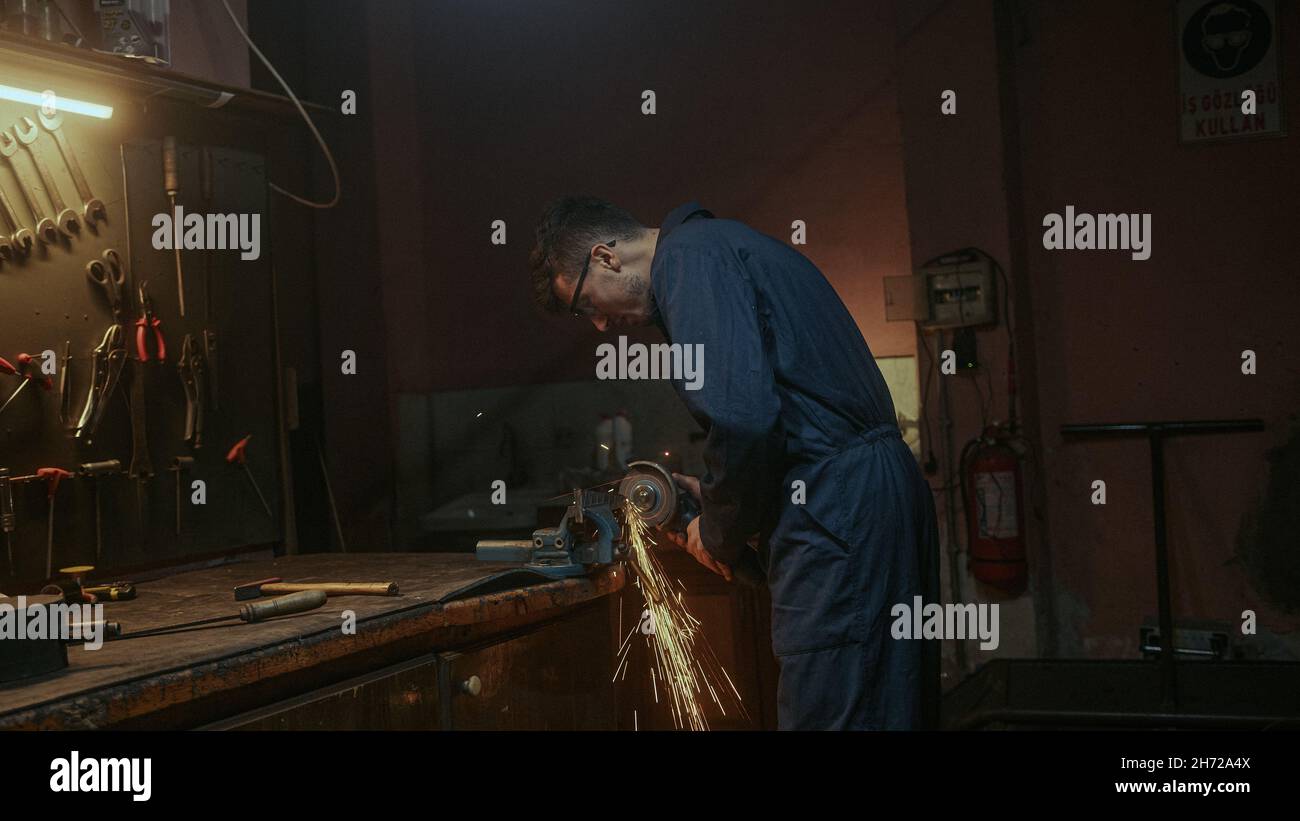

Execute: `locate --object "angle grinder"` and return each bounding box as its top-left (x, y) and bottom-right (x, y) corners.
top-left (619, 460), bottom-right (766, 586)
top-left (618, 461), bottom-right (699, 532)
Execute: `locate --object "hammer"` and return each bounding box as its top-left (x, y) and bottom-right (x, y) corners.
top-left (234, 576), bottom-right (399, 601)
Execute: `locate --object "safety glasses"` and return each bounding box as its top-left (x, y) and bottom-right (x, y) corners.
top-left (568, 240), bottom-right (616, 318)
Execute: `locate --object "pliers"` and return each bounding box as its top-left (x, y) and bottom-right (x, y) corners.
top-left (135, 281), bottom-right (166, 362)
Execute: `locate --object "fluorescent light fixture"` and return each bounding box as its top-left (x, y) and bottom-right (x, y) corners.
top-left (0, 85), bottom-right (113, 119)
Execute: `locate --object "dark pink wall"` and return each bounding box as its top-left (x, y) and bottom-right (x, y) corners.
top-left (900, 0), bottom-right (1300, 659)
top-left (1017, 0), bottom-right (1300, 655)
top-left (362, 0), bottom-right (915, 396)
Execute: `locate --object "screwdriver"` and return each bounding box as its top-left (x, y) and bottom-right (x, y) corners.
top-left (110, 589), bottom-right (327, 641)
top-left (39, 467), bottom-right (73, 579)
top-left (163, 136), bottom-right (186, 317)
top-left (226, 434), bottom-right (272, 518)
top-left (0, 353), bottom-right (53, 416)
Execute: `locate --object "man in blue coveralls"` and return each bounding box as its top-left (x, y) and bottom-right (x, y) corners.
top-left (529, 196), bottom-right (941, 730)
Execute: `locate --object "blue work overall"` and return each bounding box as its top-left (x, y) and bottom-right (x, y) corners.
top-left (651, 202), bottom-right (941, 730)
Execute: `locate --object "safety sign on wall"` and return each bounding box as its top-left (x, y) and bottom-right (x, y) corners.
top-left (1178, 0), bottom-right (1284, 142)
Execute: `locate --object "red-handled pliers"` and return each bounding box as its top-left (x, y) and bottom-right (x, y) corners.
top-left (136, 281), bottom-right (166, 362)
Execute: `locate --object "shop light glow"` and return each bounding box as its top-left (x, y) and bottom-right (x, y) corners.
top-left (0, 85), bottom-right (113, 119)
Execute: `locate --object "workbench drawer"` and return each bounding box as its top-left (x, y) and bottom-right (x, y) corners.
top-left (441, 605), bottom-right (615, 730)
top-left (211, 655), bottom-right (442, 730)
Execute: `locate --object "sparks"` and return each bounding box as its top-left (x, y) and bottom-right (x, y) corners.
top-left (619, 505), bottom-right (747, 730)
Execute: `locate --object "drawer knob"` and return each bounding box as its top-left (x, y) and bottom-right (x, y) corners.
top-left (460, 675), bottom-right (482, 697)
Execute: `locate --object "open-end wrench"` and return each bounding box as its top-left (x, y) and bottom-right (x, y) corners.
top-left (0, 173), bottom-right (35, 253)
top-left (36, 110), bottom-right (107, 225)
top-left (14, 116), bottom-right (78, 236)
top-left (0, 128), bottom-right (59, 244)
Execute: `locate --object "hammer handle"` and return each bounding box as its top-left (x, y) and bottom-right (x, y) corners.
top-left (259, 582), bottom-right (398, 597)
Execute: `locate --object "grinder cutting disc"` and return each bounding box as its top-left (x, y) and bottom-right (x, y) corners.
top-left (618, 460), bottom-right (678, 528)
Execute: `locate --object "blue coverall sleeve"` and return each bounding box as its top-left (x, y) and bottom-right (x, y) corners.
top-left (655, 245), bottom-right (784, 565)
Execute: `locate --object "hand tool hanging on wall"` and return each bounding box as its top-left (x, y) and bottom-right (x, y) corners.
top-left (78, 460), bottom-right (120, 563)
top-left (226, 434), bottom-right (272, 519)
top-left (74, 326), bottom-right (126, 444)
top-left (37, 109), bottom-right (107, 225)
top-left (161, 136), bottom-right (187, 317)
top-left (200, 145), bottom-right (213, 319)
top-left (77, 250), bottom-right (130, 443)
top-left (38, 467), bottom-right (73, 579)
top-left (0, 356), bottom-right (20, 416)
top-left (14, 116), bottom-right (78, 236)
top-left (135, 281), bottom-right (166, 362)
top-left (58, 341), bottom-right (71, 426)
top-left (177, 335), bottom-right (205, 448)
top-left (0, 353), bottom-right (53, 417)
top-left (0, 226), bottom-right (11, 260)
top-left (170, 456), bottom-right (194, 536)
top-left (110, 590), bottom-right (328, 641)
top-left (0, 170), bottom-right (35, 254)
top-left (203, 330), bottom-right (219, 411)
top-left (86, 248), bottom-right (127, 323)
top-left (127, 357), bottom-right (153, 547)
top-left (0, 127), bottom-right (59, 244)
top-left (199, 146), bottom-right (220, 411)
top-left (0, 467), bottom-right (15, 574)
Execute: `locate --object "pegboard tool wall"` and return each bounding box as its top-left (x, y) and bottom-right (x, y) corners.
top-left (0, 67), bottom-right (285, 587)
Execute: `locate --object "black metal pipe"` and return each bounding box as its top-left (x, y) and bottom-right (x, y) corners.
top-left (1058, 418), bottom-right (1266, 716)
top-left (1149, 430), bottom-right (1176, 711)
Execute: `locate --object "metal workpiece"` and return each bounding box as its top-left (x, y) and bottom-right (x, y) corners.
top-left (0, 127), bottom-right (58, 244)
top-left (0, 166), bottom-right (36, 253)
top-left (37, 109), bottom-right (107, 225)
top-left (14, 116), bottom-right (78, 236)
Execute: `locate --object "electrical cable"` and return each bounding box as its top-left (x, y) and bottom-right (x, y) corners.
top-left (219, 0), bottom-right (340, 209)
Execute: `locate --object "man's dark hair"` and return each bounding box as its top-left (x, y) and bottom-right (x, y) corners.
top-left (529, 195), bottom-right (646, 313)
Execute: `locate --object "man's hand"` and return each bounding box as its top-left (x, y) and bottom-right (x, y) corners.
top-left (664, 516), bottom-right (733, 582)
top-left (673, 472), bottom-right (702, 504)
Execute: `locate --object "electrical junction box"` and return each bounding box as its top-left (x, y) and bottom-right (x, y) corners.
top-left (884, 251), bottom-right (997, 329)
top-left (95, 0), bottom-right (169, 63)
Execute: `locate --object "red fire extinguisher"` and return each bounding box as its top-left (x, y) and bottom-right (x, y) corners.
top-left (960, 426), bottom-right (1027, 593)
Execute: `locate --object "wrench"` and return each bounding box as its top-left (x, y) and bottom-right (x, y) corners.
top-left (36, 110), bottom-right (107, 225)
top-left (0, 128), bottom-right (59, 244)
top-left (0, 182), bottom-right (35, 253)
top-left (14, 117), bottom-right (78, 236)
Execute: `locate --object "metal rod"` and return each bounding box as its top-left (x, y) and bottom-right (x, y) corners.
top-left (1149, 429), bottom-right (1176, 712)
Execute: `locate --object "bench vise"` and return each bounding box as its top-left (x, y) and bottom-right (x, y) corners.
top-left (474, 461), bottom-right (698, 579)
top-left (475, 488), bottom-right (625, 578)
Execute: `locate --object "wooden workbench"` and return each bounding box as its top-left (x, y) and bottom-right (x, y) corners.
top-left (0, 553), bottom-right (624, 730)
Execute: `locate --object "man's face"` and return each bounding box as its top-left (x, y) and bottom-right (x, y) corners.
top-left (556, 246), bottom-right (655, 331)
